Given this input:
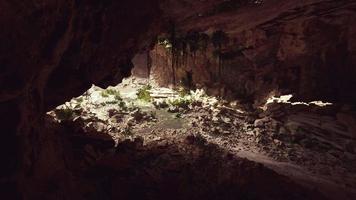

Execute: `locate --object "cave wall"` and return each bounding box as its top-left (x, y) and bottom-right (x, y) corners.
top-left (0, 0), bottom-right (162, 198)
top-left (131, 52), bottom-right (150, 78)
top-left (147, 0), bottom-right (356, 105)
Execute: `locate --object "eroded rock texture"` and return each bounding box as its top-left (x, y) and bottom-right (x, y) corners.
top-left (0, 0), bottom-right (162, 198)
top-left (144, 0), bottom-right (356, 105)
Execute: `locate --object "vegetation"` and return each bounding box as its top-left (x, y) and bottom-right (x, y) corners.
top-left (177, 86), bottom-right (190, 97)
top-left (175, 113), bottom-right (182, 119)
top-left (137, 85), bottom-right (152, 102)
top-left (168, 98), bottom-right (192, 109)
top-left (101, 88), bottom-right (122, 100)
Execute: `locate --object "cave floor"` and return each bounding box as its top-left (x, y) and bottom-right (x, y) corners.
top-left (48, 77), bottom-right (356, 200)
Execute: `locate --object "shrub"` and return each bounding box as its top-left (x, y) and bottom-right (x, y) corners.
top-left (101, 92), bottom-right (109, 98)
top-left (175, 113), bottom-right (182, 118)
top-left (137, 85), bottom-right (152, 102)
top-left (101, 88), bottom-right (121, 100)
top-left (177, 86), bottom-right (190, 97)
top-left (169, 98), bottom-right (192, 108)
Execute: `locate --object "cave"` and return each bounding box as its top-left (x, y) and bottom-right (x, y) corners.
top-left (1, 0), bottom-right (356, 200)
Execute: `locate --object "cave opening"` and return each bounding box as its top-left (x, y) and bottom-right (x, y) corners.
top-left (45, 35), bottom-right (355, 199)
top-left (2, 0), bottom-right (356, 199)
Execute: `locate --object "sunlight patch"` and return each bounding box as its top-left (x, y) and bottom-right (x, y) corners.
top-left (263, 94), bottom-right (333, 110)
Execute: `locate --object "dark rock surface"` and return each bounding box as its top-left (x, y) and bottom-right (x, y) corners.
top-left (0, 0), bottom-right (162, 198)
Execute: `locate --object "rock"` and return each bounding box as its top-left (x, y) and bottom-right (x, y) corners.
top-left (223, 131), bottom-right (231, 135)
top-left (222, 117), bottom-right (231, 123)
top-left (344, 141), bottom-right (355, 154)
top-left (131, 109), bottom-right (142, 119)
top-left (126, 117), bottom-right (136, 126)
top-left (109, 114), bottom-right (123, 124)
top-left (168, 106), bottom-right (179, 113)
top-left (212, 116), bottom-right (219, 122)
top-left (273, 139), bottom-right (283, 146)
top-left (254, 119), bottom-right (266, 127)
top-left (253, 128), bottom-right (262, 137)
top-left (336, 112), bottom-right (356, 139)
top-left (278, 126), bottom-right (288, 135)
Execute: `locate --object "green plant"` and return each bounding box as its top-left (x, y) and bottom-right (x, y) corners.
top-left (169, 98), bottom-right (192, 108)
top-left (177, 86), bottom-right (190, 97)
top-left (137, 85), bottom-right (152, 102)
top-left (175, 113), bottom-right (182, 118)
top-left (118, 101), bottom-right (127, 110)
top-left (101, 92), bottom-right (109, 98)
top-left (101, 88), bottom-right (121, 100)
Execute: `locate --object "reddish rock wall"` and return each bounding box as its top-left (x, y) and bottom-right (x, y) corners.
top-left (148, 0), bottom-right (356, 105)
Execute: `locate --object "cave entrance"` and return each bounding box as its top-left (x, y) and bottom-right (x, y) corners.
top-left (46, 43), bottom-right (355, 200)
top-left (46, 73), bottom-right (328, 200)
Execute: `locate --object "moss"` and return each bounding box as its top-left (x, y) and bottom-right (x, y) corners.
top-left (137, 85), bottom-right (152, 102)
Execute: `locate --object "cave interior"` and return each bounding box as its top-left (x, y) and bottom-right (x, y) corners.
top-left (0, 0), bottom-right (356, 200)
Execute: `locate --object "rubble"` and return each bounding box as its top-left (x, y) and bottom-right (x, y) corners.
top-left (47, 77), bottom-right (356, 199)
